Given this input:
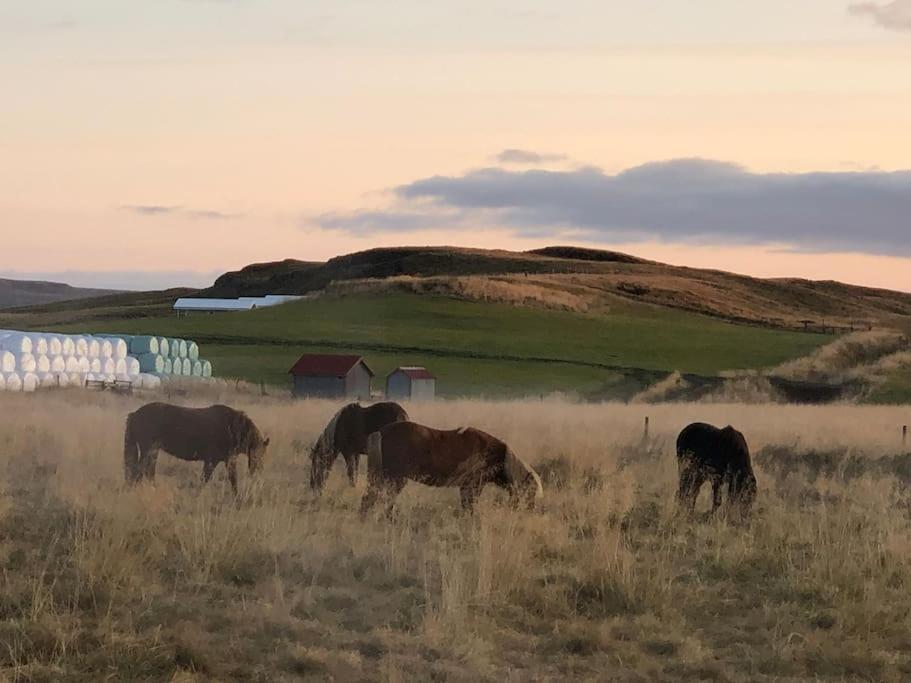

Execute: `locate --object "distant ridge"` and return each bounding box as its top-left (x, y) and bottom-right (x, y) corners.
top-left (0, 277), bottom-right (120, 310)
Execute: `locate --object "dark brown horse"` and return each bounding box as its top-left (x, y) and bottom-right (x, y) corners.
top-left (676, 422), bottom-right (756, 518)
top-left (359, 421), bottom-right (543, 517)
top-left (123, 402), bottom-right (269, 495)
top-left (309, 401), bottom-right (409, 492)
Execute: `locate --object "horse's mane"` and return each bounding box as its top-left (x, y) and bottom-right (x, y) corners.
top-left (228, 409), bottom-right (262, 453)
top-left (314, 405), bottom-right (345, 456)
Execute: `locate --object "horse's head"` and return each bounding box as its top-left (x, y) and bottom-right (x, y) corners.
top-left (504, 447), bottom-right (544, 510)
top-left (247, 432), bottom-right (270, 476)
top-left (309, 434), bottom-right (333, 493)
top-left (732, 469), bottom-right (757, 518)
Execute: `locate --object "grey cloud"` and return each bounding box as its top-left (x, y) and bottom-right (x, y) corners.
top-left (849, 0), bottom-right (911, 31)
top-left (317, 158), bottom-right (911, 257)
top-left (496, 149), bottom-right (568, 165)
top-left (122, 205), bottom-right (240, 220)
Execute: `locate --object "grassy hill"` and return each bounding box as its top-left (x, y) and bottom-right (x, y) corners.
top-left (0, 277), bottom-right (119, 309)
top-left (1, 290), bottom-right (832, 399)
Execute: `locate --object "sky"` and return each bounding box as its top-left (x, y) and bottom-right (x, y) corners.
top-left (2, 0), bottom-right (911, 292)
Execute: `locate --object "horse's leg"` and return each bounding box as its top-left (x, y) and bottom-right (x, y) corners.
top-left (460, 483), bottom-right (480, 513)
top-left (359, 483), bottom-right (380, 519)
top-left (344, 451), bottom-right (358, 487)
top-left (383, 479), bottom-right (406, 519)
top-left (711, 474), bottom-right (724, 514)
top-left (226, 456), bottom-right (239, 495)
top-left (141, 448), bottom-right (159, 482)
top-left (677, 461), bottom-right (700, 515)
top-left (202, 459), bottom-right (216, 485)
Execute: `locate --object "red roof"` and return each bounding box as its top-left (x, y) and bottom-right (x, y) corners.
top-left (288, 354), bottom-right (374, 377)
top-left (392, 366), bottom-right (435, 380)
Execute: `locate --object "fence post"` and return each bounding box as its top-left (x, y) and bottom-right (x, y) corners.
top-left (904, 425), bottom-right (908, 449)
top-left (260, 379), bottom-right (266, 397)
top-left (643, 416), bottom-right (650, 441)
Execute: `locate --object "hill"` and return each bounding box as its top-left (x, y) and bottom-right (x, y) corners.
top-left (201, 246), bottom-right (911, 333)
top-left (0, 277), bottom-right (119, 309)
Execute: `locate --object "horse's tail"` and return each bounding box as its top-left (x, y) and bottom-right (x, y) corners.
top-left (123, 412), bottom-right (140, 484)
top-left (366, 431), bottom-right (383, 485)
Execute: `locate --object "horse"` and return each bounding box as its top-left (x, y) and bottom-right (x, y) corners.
top-left (123, 402), bottom-right (270, 495)
top-left (309, 401), bottom-right (409, 492)
top-left (676, 422), bottom-right (757, 518)
top-left (359, 421), bottom-right (543, 518)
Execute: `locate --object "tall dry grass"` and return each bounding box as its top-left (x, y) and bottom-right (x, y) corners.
top-left (1, 389), bottom-right (911, 680)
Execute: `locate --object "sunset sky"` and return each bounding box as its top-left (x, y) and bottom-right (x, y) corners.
top-left (3, 0), bottom-right (910, 291)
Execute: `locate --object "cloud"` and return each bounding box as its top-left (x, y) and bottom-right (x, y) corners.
top-left (316, 158), bottom-right (911, 257)
top-left (848, 0), bottom-right (911, 31)
top-left (121, 205), bottom-right (240, 220)
top-left (495, 149), bottom-right (568, 165)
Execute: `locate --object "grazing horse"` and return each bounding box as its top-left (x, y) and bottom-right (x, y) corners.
top-left (359, 421), bottom-right (543, 518)
top-left (123, 402), bottom-right (269, 495)
top-left (309, 401), bottom-right (409, 492)
top-left (676, 422), bottom-right (756, 518)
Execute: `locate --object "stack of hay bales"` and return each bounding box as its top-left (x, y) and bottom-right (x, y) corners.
top-left (0, 330), bottom-right (213, 393)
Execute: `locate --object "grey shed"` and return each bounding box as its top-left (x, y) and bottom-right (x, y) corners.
top-left (288, 353), bottom-right (374, 399)
top-left (386, 366), bottom-right (436, 401)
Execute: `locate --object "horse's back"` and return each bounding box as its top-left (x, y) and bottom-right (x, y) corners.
top-left (127, 402), bottom-right (237, 459)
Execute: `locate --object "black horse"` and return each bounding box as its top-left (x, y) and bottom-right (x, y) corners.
top-left (676, 422), bottom-right (757, 518)
top-left (309, 402), bottom-right (409, 492)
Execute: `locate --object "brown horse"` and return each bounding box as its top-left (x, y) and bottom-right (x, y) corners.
top-left (359, 421), bottom-right (543, 517)
top-left (676, 422), bottom-right (756, 518)
top-left (309, 401), bottom-right (409, 492)
top-left (123, 402), bottom-right (269, 494)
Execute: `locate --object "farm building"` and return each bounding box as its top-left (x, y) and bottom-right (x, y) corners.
top-left (386, 366), bottom-right (436, 401)
top-left (288, 353), bottom-right (373, 399)
top-left (173, 295), bottom-right (302, 316)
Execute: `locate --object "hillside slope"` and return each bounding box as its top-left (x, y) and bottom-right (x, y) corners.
top-left (0, 277), bottom-right (118, 309)
top-left (201, 246), bottom-right (911, 332)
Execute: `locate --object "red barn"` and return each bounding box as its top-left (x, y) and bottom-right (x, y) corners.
top-left (288, 353), bottom-right (373, 399)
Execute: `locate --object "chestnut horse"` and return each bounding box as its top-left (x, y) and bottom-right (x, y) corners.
top-left (309, 401), bottom-right (409, 492)
top-left (360, 421), bottom-right (543, 517)
top-left (676, 422), bottom-right (756, 518)
top-left (123, 402), bottom-right (269, 495)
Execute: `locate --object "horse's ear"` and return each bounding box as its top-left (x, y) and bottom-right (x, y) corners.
top-left (263, 437), bottom-right (271, 447)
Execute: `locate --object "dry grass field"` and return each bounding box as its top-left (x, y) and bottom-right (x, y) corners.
top-left (2, 389), bottom-right (911, 681)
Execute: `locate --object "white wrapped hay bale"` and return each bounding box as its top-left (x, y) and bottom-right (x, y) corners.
top-left (17, 353), bottom-right (37, 373)
top-left (0, 334), bottom-right (33, 355)
top-left (130, 336), bottom-right (159, 355)
top-left (4, 372), bottom-right (22, 392)
top-left (30, 335), bottom-right (49, 356)
top-left (22, 372), bottom-right (39, 393)
top-left (188, 341), bottom-right (199, 360)
top-left (125, 357), bottom-right (140, 376)
top-left (138, 373), bottom-right (162, 389)
top-left (171, 357), bottom-right (183, 376)
top-left (73, 336), bottom-right (89, 357)
top-left (36, 355), bottom-right (51, 374)
top-left (69, 372), bottom-right (85, 387)
top-left (86, 337), bottom-right (100, 359)
top-left (191, 360), bottom-right (203, 377)
top-left (0, 373), bottom-right (5, 391)
top-left (114, 358), bottom-right (127, 375)
top-left (61, 336), bottom-right (76, 357)
top-left (202, 360), bottom-right (212, 378)
top-left (78, 357), bottom-right (90, 373)
top-left (100, 339), bottom-right (113, 359)
top-left (111, 337), bottom-right (128, 359)
top-left (169, 339), bottom-right (181, 359)
top-left (50, 356), bottom-right (66, 373)
top-left (66, 356), bottom-right (81, 373)
top-left (158, 337), bottom-right (170, 358)
top-left (39, 373), bottom-right (57, 388)
top-left (89, 358), bottom-right (102, 374)
top-left (182, 358), bottom-right (192, 375)
top-left (1, 350), bottom-right (15, 373)
top-left (46, 335), bottom-right (63, 356)
top-left (100, 358), bottom-right (116, 375)
top-left (163, 358), bottom-right (173, 374)
top-left (178, 340), bottom-right (188, 358)
top-left (138, 353), bottom-right (164, 374)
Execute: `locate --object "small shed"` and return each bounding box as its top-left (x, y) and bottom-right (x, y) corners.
top-left (288, 353), bottom-right (373, 399)
top-left (386, 366), bottom-right (436, 401)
